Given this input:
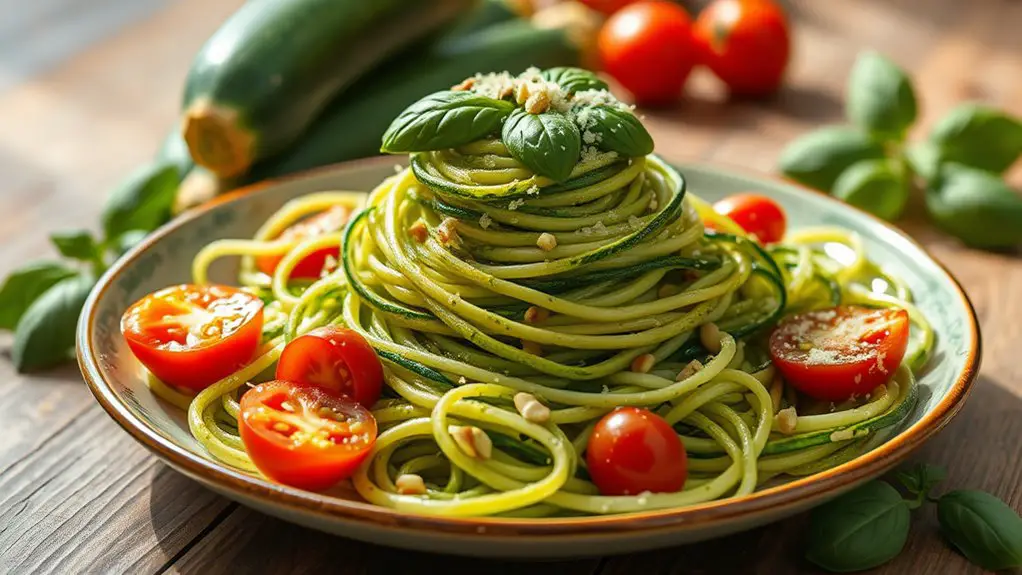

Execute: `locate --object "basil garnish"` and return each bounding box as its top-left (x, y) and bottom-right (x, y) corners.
top-left (541, 67), bottom-right (608, 94)
top-left (583, 105), bottom-right (654, 158)
top-left (938, 490), bottom-right (1022, 571)
top-left (381, 91), bottom-right (514, 153)
top-left (502, 108), bottom-right (581, 182)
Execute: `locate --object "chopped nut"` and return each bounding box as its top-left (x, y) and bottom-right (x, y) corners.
top-left (536, 232), bottom-right (558, 251)
top-left (524, 306), bottom-right (550, 324)
top-left (514, 81), bottom-right (532, 105)
top-left (775, 406), bottom-right (798, 435)
top-left (829, 428), bottom-right (855, 442)
top-left (521, 340), bottom-right (544, 356)
top-left (451, 77), bottom-right (475, 91)
top-left (676, 359), bottom-right (704, 381)
top-left (699, 322), bottom-right (722, 354)
top-left (630, 353), bottom-right (656, 374)
top-left (513, 392), bottom-right (551, 423)
top-left (657, 283), bottom-right (680, 298)
top-left (449, 425), bottom-right (492, 459)
top-left (437, 217), bottom-right (460, 247)
top-left (395, 473), bottom-right (427, 495)
top-left (525, 91), bottom-right (551, 114)
top-left (408, 220), bottom-right (428, 242)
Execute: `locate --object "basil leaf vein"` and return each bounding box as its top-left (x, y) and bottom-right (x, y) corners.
top-left (502, 108), bottom-right (581, 182)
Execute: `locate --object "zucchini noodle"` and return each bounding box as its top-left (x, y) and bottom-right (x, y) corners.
top-left (153, 106), bottom-right (933, 517)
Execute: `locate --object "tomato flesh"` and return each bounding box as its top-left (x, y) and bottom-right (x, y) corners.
top-left (586, 407), bottom-right (687, 495)
top-left (598, 2), bottom-right (697, 105)
top-left (769, 306), bottom-right (910, 402)
top-left (255, 205), bottom-right (352, 279)
top-left (693, 0), bottom-right (791, 96)
top-left (276, 326), bottom-right (384, 408)
top-left (712, 193), bottom-right (787, 244)
top-left (121, 284), bottom-right (264, 391)
top-left (239, 380), bottom-right (377, 491)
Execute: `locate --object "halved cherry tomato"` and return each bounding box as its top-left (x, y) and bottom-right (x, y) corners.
top-left (598, 2), bottom-right (698, 106)
top-left (276, 326), bottom-right (384, 408)
top-left (121, 284), bottom-right (264, 391)
top-left (255, 205), bottom-right (352, 279)
top-left (712, 193), bottom-right (787, 243)
top-left (693, 0), bottom-right (790, 97)
top-left (579, 0), bottom-right (639, 15)
top-left (769, 306), bottom-right (910, 402)
top-left (586, 407), bottom-right (687, 495)
top-left (239, 380), bottom-right (377, 491)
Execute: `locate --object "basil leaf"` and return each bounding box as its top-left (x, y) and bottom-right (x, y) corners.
top-left (806, 481), bottom-right (911, 572)
top-left (904, 141), bottom-right (942, 183)
top-left (777, 126), bottom-right (887, 192)
top-left (12, 273), bottom-right (95, 372)
top-left (541, 67), bottom-right (608, 94)
top-left (928, 103), bottom-right (1022, 174)
top-left (101, 161), bottom-right (180, 241)
top-left (0, 261), bottom-right (77, 330)
top-left (50, 229), bottom-right (99, 261)
top-left (581, 105), bottom-right (654, 158)
top-left (381, 91), bottom-right (515, 153)
top-left (502, 108), bottom-right (581, 182)
top-left (938, 490), bottom-right (1022, 571)
top-left (925, 163), bottom-right (1022, 249)
top-left (846, 51), bottom-right (917, 141)
top-left (895, 463), bottom-right (947, 498)
top-left (832, 159), bottom-right (909, 221)
top-left (113, 229), bottom-right (150, 258)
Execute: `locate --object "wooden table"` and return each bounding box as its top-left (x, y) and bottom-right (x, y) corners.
top-left (2, 0), bottom-right (1020, 573)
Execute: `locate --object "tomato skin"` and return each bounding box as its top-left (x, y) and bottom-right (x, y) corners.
top-left (579, 0), bottom-right (639, 15)
top-left (255, 205), bottom-right (352, 279)
top-left (121, 284), bottom-right (264, 391)
top-left (598, 2), bottom-right (697, 106)
top-left (712, 193), bottom-right (787, 243)
top-left (275, 326), bottom-right (384, 408)
top-left (239, 380), bottom-right (377, 491)
top-left (769, 306), bottom-right (910, 402)
top-left (693, 0), bottom-right (790, 96)
top-left (586, 407), bottom-right (687, 495)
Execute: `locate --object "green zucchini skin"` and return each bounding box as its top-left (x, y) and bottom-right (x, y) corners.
top-left (182, 0), bottom-right (474, 177)
top-left (243, 19), bottom-right (582, 183)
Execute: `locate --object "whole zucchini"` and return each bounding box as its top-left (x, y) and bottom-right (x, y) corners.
top-left (182, 0), bottom-right (475, 178)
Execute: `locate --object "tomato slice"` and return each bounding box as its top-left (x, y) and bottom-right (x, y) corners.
top-left (712, 193), bottom-right (787, 244)
top-left (121, 284), bottom-right (264, 391)
top-left (769, 305), bottom-right (910, 402)
top-left (239, 380), bottom-right (377, 491)
top-left (275, 326), bottom-right (384, 408)
top-left (255, 205), bottom-right (352, 279)
top-left (586, 407), bottom-right (687, 495)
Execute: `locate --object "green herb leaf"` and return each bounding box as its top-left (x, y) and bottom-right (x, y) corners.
top-left (832, 158), bottom-right (909, 221)
top-left (904, 141), bottom-right (942, 183)
top-left (895, 463), bottom-right (947, 497)
top-left (541, 67), bottom-right (608, 94)
top-left (112, 229), bottom-right (150, 258)
top-left (50, 229), bottom-right (99, 261)
top-left (502, 108), bottom-right (581, 182)
top-left (938, 490), bottom-right (1022, 571)
top-left (0, 261), bottom-right (77, 330)
top-left (777, 126), bottom-right (887, 192)
top-left (12, 274), bottom-right (95, 372)
top-left (805, 481), bottom-right (911, 572)
top-left (925, 163), bottom-right (1022, 249)
top-left (846, 51), bottom-right (917, 141)
top-left (381, 91), bottom-right (515, 153)
top-left (582, 105), bottom-right (654, 158)
top-left (101, 162), bottom-right (180, 241)
top-left (927, 103), bottom-right (1022, 174)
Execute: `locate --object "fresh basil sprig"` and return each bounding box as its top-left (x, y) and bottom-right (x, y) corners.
top-left (938, 490), bottom-right (1022, 571)
top-left (380, 91), bottom-right (514, 153)
top-left (831, 158), bottom-right (909, 221)
top-left (541, 67), bottom-right (608, 94)
top-left (102, 162), bottom-right (180, 240)
top-left (583, 105), bottom-right (654, 158)
top-left (502, 108), bottom-right (581, 182)
top-left (926, 103), bottom-right (1022, 174)
top-left (0, 261), bottom-right (77, 331)
top-left (778, 126), bottom-right (886, 192)
top-left (926, 163), bottom-right (1022, 249)
top-left (12, 273), bottom-right (96, 372)
top-left (846, 51), bottom-right (917, 141)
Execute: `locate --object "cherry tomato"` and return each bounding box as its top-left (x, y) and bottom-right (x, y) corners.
top-left (693, 0), bottom-right (790, 97)
top-left (239, 380), bottom-right (377, 491)
top-left (578, 0), bottom-right (639, 15)
top-left (255, 205), bottom-right (352, 279)
top-left (598, 2), bottom-right (698, 106)
top-left (276, 326), bottom-right (384, 408)
top-left (121, 284), bottom-right (264, 392)
top-left (769, 306), bottom-right (910, 402)
top-left (586, 407), bottom-right (687, 495)
top-left (712, 193), bottom-right (787, 243)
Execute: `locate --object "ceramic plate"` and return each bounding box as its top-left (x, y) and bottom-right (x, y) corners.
top-left (77, 157), bottom-right (980, 558)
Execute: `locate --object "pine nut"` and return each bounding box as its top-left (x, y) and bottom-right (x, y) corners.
top-left (630, 353), bottom-right (656, 374)
top-left (449, 425), bottom-right (492, 459)
top-left (513, 392), bottom-right (551, 423)
top-left (676, 359), bottom-right (704, 381)
top-left (524, 306), bottom-right (549, 324)
top-left (700, 322), bottom-right (722, 354)
top-left (395, 473), bottom-right (427, 495)
top-left (409, 220), bottom-right (428, 242)
top-left (536, 232), bottom-right (558, 251)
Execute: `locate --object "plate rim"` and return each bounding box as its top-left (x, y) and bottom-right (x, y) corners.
top-left (76, 155), bottom-right (982, 537)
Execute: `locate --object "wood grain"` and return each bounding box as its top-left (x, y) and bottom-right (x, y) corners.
top-left (0, 0), bottom-right (1020, 573)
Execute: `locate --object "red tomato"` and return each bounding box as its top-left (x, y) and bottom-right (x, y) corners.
top-left (579, 0), bottom-right (639, 15)
top-left (276, 326), bottom-right (384, 408)
top-left (255, 205), bottom-right (352, 279)
top-left (693, 0), bottom-right (791, 96)
top-left (769, 306), bottom-right (910, 402)
top-left (598, 2), bottom-right (698, 106)
top-left (586, 407), bottom-right (687, 495)
top-left (121, 284), bottom-right (264, 391)
top-left (712, 193), bottom-right (787, 243)
top-left (239, 380), bottom-right (377, 491)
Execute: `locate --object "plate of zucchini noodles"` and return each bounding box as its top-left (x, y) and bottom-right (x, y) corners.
top-left (78, 67), bottom-right (980, 557)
